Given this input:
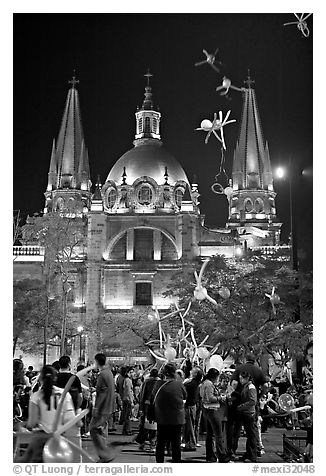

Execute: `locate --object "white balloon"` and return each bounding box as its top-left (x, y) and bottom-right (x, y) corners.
top-left (194, 287), bottom-right (208, 301)
top-left (209, 354), bottom-right (224, 371)
top-left (219, 286), bottom-right (230, 299)
top-left (224, 186), bottom-right (233, 198)
top-left (200, 119), bottom-right (212, 130)
top-left (164, 347), bottom-right (177, 361)
top-left (148, 311), bottom-right (159, 322)
top-left (197, 347), bottom-right (210, 359)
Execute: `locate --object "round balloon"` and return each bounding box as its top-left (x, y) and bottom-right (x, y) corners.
top-left (209, 354), bottom-right (224, 371)
top-left (219, 286), bottom-right (230, 299)
top-left (164, 346), bottom-right (177, 361)
top-left (270, 293), bottom-right (281, 305)
top-left (197, 347), bottom-right (210, 359)
top-left (278, 393), bottom-right (295, 412)
top-left (200, 119), bottom-right (212, 130)
top-left (194, 288), bottom-right (207, 301)
top-left (224, 186), bottom-right (233, 199)
top-left (148, 311), bottom-right (159, 323)
top-left (43, 436), bottom-right (74, 463)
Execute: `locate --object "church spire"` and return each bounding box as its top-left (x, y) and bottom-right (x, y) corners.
top-left (44, 74), bottom-right (92, 214)
top-left (54, 73), bottom-right (90, 189)
top-left (134, 70), bottom-right (161, 143)
top-left (232, 71), bottom-right (273, 191)
top-left (227, 72), bottom-right (281, 246)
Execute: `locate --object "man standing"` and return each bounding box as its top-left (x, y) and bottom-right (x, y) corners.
top-left (153, 363), bottom-right (187, 463)
top-left (231, 353), bottom-right (268, 458)
top-left (90, 353), bottom-right (116, 462)
top-left (236, 372), bottom-right (258, 462)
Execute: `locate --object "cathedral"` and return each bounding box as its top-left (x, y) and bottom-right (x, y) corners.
top-left (13, 72), bottom-right (284, 363)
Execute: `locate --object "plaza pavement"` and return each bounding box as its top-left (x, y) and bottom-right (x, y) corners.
top-left (82, 423), bottom-right (306, 463)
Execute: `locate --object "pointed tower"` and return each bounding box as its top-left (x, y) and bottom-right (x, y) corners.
top-left (226, 73), bottom-right (282, 247)
top-left (44, 75), bottom-right (92, 215)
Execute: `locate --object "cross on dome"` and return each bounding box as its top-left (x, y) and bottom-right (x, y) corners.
top-left (144, 69), bottom-right (153, 87)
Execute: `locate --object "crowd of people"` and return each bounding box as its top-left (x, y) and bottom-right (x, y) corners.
top-left (13, 342), bottom-right (313, 464)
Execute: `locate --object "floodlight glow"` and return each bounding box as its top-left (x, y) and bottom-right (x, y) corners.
top-left (275, 167), bottom-right (285, 179)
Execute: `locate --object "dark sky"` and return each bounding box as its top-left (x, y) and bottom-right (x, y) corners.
top-left (13, 13), bottom-right (313, 269)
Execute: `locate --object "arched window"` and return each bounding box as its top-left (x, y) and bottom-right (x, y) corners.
top-left (145, 117), bottom-right (151, 133)
top-left (138, 118), bottom-right (143, 133)
top-left (107, 189), bottom-right (117, 208)
top-left (244, 198), bottom-right (253, 213)
top-left (254, 198), bottom-right (264, 213)
top-left (137, 184), bottom-right (153, 205)
top-left (174, 188), bottom-right (183, 208)
top-left (56, 197), bottom-right (65, 211)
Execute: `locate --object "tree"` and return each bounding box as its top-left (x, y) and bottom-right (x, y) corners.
top-left (22, 208), bottom-right (87, 355)
top-left (13, 278), bottom-right (48, 355)
top-left (163, 254), bottom-right (313, 363)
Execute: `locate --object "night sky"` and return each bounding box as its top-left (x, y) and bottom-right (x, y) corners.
top-left (13, 13), bottom-right (313, 269)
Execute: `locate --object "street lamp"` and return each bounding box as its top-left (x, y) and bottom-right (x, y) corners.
top-left (275, 162), bottom-right (298, 271)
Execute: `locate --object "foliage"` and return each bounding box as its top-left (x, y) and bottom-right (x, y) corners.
top-left (163, 254), bottom-right (313, 362)
top-left (21, 208), bottom-right (87, 353)
top-left (13, 279), bottom-right (48, 354)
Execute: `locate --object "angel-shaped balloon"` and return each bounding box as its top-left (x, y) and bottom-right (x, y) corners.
top-left (265, 286), bottom-right (281, 315)
top-left (216, 76), bottom-right (244, 96)
top-left (283, 13), bottom-right (312, 38)
top-left (194, 47), bottom-right (222, 73)
top-left (195, 110), bottom-right (236, 150)
top-left (193, 258), bottom-right (217, 305)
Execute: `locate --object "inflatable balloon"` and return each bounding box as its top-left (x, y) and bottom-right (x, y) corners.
top-left (219, 286), bottom-right (230, 299)
top-left (148, 310), bottom-right (159, 323)
top-left (164, 346), bottom-right (177, 361)
top-left (43, 436), bottom-right (74, 463)
top-left (224, 186), bottom-right (233, 199)
top-left (200, 119), bottom-right (213, 130)
top-left (209, 354), bottom-right (224, 371)
top-left (270, 293), bottom-right (281, 305)
top-left (278, 393), bottom-right (295, 412)
top-left (197, 347), bottom-right (210, 359)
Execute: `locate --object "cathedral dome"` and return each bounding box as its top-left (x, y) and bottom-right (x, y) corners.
top-left (106, 139), bottom-right (190, 186)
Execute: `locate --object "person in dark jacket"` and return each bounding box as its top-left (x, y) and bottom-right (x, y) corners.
top-left (90, 353), bottom-right (116, 462)
top-left (231, 352), bottom-right (268, 457)
top-left (152, 363), bottom-right (187, 463)
top-left (236, 371), bottom-right (258, 462)
top-left (183, 367), bottom-right (203, 451)
top-left (56, 356), bottom-right (82, 411)
top-left (135, 368), bottom-right (160, 450)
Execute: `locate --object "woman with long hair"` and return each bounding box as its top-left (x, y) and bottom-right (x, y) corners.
top-left (18, 365), bottom-right (76, 462)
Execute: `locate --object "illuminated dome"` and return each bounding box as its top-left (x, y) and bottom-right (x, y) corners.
top-left (106, 139), bottom-right (190, 186)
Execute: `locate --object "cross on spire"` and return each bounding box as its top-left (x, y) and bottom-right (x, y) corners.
top-left (244, 69), bottom-right (255, 88)
top-left (69, 71), bottom-right (80, 89)
top-left (144, 69), bottom-right (153, 87)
